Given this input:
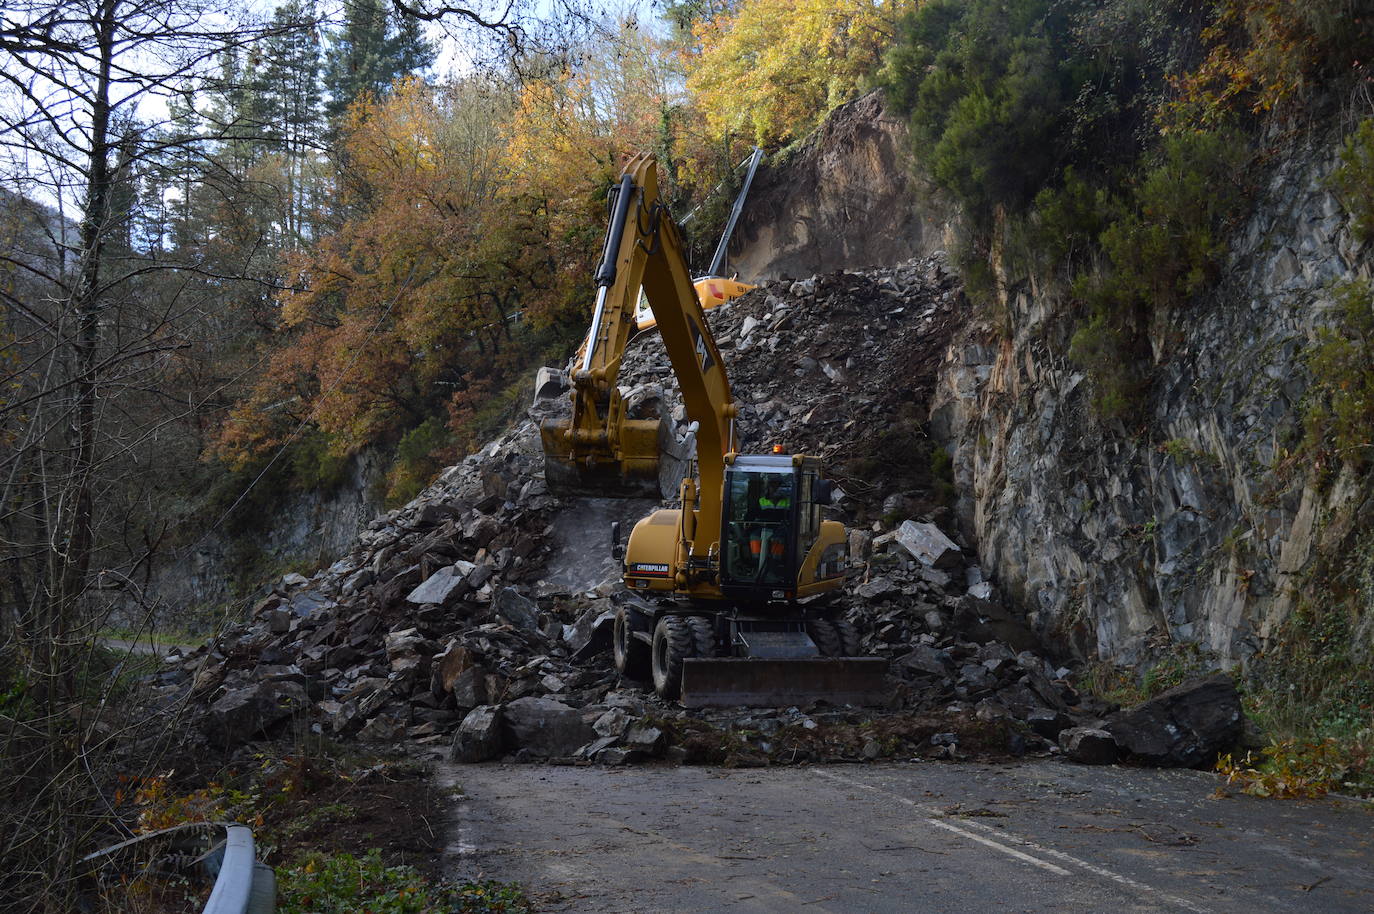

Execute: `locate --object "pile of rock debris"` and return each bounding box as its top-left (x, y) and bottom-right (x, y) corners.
top-left (164, 255), bottom-right (1240, 770)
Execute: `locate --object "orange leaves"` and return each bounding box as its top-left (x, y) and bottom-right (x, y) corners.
top-left (216, 14), bottom-right (711, 466)
top-left (119, 774), bottom-right (227, 834)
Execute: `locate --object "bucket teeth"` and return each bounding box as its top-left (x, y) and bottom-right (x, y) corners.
top-left (543, 454), bottom-right (662, 500)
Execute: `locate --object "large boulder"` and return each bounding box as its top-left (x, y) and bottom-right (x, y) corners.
top-left (564, 606), bottom-right (615, 657)
top-left (205, 680), bottom-right (310, 747)
top-left (452, 706), bottom-right (505, 762)
top-left (1059, 727), bottom-right (1119, 765)
top-left (952, 595), bottom-right (1038, 653)
top-left (894, 644), bottom-right (954, 678)
top-left (892, 520), bottom-right (962, 569)
top-left (502, 696), bottom-right (596, 757)
top-left (494, 587), bottom-right (541, 632)
top-left (1105, 673), bottom-right (1244, 767)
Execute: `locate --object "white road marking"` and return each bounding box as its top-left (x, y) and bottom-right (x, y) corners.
top-left (924, 816), bottom-right (1072, 875)
top-left (812, 768), bottom-right (1211, 914)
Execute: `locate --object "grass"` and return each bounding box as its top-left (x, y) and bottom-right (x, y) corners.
top-left (96, 625), bottom-right (202, 648)
top-left (1078, 641), bottom-right (1217, 709)
top-left (278, 851), bottom-right (531, 914)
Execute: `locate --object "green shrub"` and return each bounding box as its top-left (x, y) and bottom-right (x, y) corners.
top-left (1097, 129), bottom-right (1248, 310)
top-left (291, 428), bottom-right (351, 492)
top-left (1329, 118), bottom-right (1374, 244)
top-left (384, 416), bottom-right (453, 507)
top-left (929, 445), bottom-right (957, 508)
top-left (884, 0), bottom-right (1075, 223)
top-left (1067, 311), bottom-right (1147, 419)
top-left (883, 0), bottom-right (1195, 229)
top-left (1238, 524), bottom-right (1374, 799)
top-left (1303, 279), bottom-right (1374, 470)
top-left (1066, 129), bottom-right (1248, 417)
top-left (279, 850), bottom-right (531, 914)
top-left (1026, 167), bottom-right (1115, 271)
top-left (1218, 736), bottom-right (1372, 799)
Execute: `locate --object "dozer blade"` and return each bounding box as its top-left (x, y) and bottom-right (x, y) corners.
top-left (679, 657), bottom-right (889, 709)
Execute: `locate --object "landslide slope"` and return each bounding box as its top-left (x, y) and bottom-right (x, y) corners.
top-left (168, 255), bottom-right (1107, 760)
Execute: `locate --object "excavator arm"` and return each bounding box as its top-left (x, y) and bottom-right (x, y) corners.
top-left (543, 153), bottom-right (884, 708)
top-left (541, 153), bottom-right (738, 532)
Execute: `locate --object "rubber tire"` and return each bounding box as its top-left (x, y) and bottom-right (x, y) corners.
top-left (807, 619), bottom-right (842, 657)
top-left (614, 604), bottom-right (651, 680)
top-left (686, 616), bottom-right (716, 658)
top-left (834, 619), bottom-right (862, 657)
top-left (652, 615), bottom-right (695, 700)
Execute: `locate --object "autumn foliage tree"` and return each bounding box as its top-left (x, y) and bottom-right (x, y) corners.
top-left (217, 16), bottom-right (703, 501)
top-left (685, 0), bottom-right (916, 148)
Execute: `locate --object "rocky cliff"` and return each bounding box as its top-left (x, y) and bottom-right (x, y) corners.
top-left (929, 129), bottom-right (1367, 666)
top-left (730, 91), bottom-right (955, 281)
top-left (152, 451), bottom-right (385, 620)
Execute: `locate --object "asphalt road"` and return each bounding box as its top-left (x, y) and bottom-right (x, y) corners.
top-left (439, 759), bottom-right (1374, 913)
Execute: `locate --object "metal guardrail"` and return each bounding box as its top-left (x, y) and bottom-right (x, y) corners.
top-left (83, 820), bottom-right (275, 912)
top-left (203, 825), bottom-right (275, 914)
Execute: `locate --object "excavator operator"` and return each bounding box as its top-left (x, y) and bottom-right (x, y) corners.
top-left (751, 476), bottom-right (793, 578)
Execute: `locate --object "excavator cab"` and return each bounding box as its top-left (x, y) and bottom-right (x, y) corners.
top-left (722, 460), bottom-right (801, 590)
top-left (720, 455), bottom-right (841, 600)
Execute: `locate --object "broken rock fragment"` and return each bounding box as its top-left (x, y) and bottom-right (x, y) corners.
top-left (406, 566), bottom-right (469, 606)
top-left (494, 587), bottom-right (541, 632)
top-left (1059, 727), bottom-right (1119, 765)
top-left (205, 680), bottom-right (310, 747)
top-left (452, 706), bottom-right (505, 762)
top-left (502, 696), bottom-right (596, 758)
top-left (1104, 673), bottom-right (1243, 767)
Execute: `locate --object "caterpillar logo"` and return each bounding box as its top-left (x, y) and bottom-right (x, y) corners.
top-left (630, 562), bottom-right (670, 576)
top-left (688, 317), bottom-right (714, 374)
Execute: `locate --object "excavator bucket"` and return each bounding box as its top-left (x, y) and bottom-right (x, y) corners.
top-left (539, 416), bottom-right (668, 500)
top-left (679, 657), bottom-right (889, 708)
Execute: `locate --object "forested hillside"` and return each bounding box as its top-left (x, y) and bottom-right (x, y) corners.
top-left (2, 0), bottom-right (1372, 909)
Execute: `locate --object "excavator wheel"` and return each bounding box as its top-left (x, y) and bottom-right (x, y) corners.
top-left (614, 604), bottom-right (651, 680)
top-left (652, 615), bottom-right (695, 700)
top-left (834, 620), bottom-right (862, 657)
top-left (685, 616), bottom-right (716, 658)
top-left (806, 619), bottom-right (842, 657)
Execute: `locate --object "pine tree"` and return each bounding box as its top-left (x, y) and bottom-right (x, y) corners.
top-left (256, 0), bottom-right (325, 242)
top-left (324, 0), bottom-right (435, 123)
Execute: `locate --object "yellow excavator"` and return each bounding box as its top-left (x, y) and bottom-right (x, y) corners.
top-left (540, 153), bottom-right (887, 707)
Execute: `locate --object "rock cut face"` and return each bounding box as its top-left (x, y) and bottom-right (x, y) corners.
top-left (729, 91), bottom-right (956, 283)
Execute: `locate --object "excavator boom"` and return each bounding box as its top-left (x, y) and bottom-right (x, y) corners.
top-left (541, 153), bottom-right (735, 506)
top-left (542, 153), bottom-right (885, 708)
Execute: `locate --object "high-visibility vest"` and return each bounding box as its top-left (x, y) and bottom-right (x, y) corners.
top-left (759, 495), bottom-right (790, 509)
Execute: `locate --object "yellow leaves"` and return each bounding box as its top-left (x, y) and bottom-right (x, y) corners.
top-left (1161, 0), bottom-right (1339, 131)
top-left (687, 0), bottom-right (915, 147)
top-left (344, 78), bottom-right (440, 183)
top-left (1216, 736), bottom-right (1365, 799)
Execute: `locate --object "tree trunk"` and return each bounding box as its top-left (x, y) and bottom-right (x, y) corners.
top-left (51, 0), bottom-right (118, 695)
